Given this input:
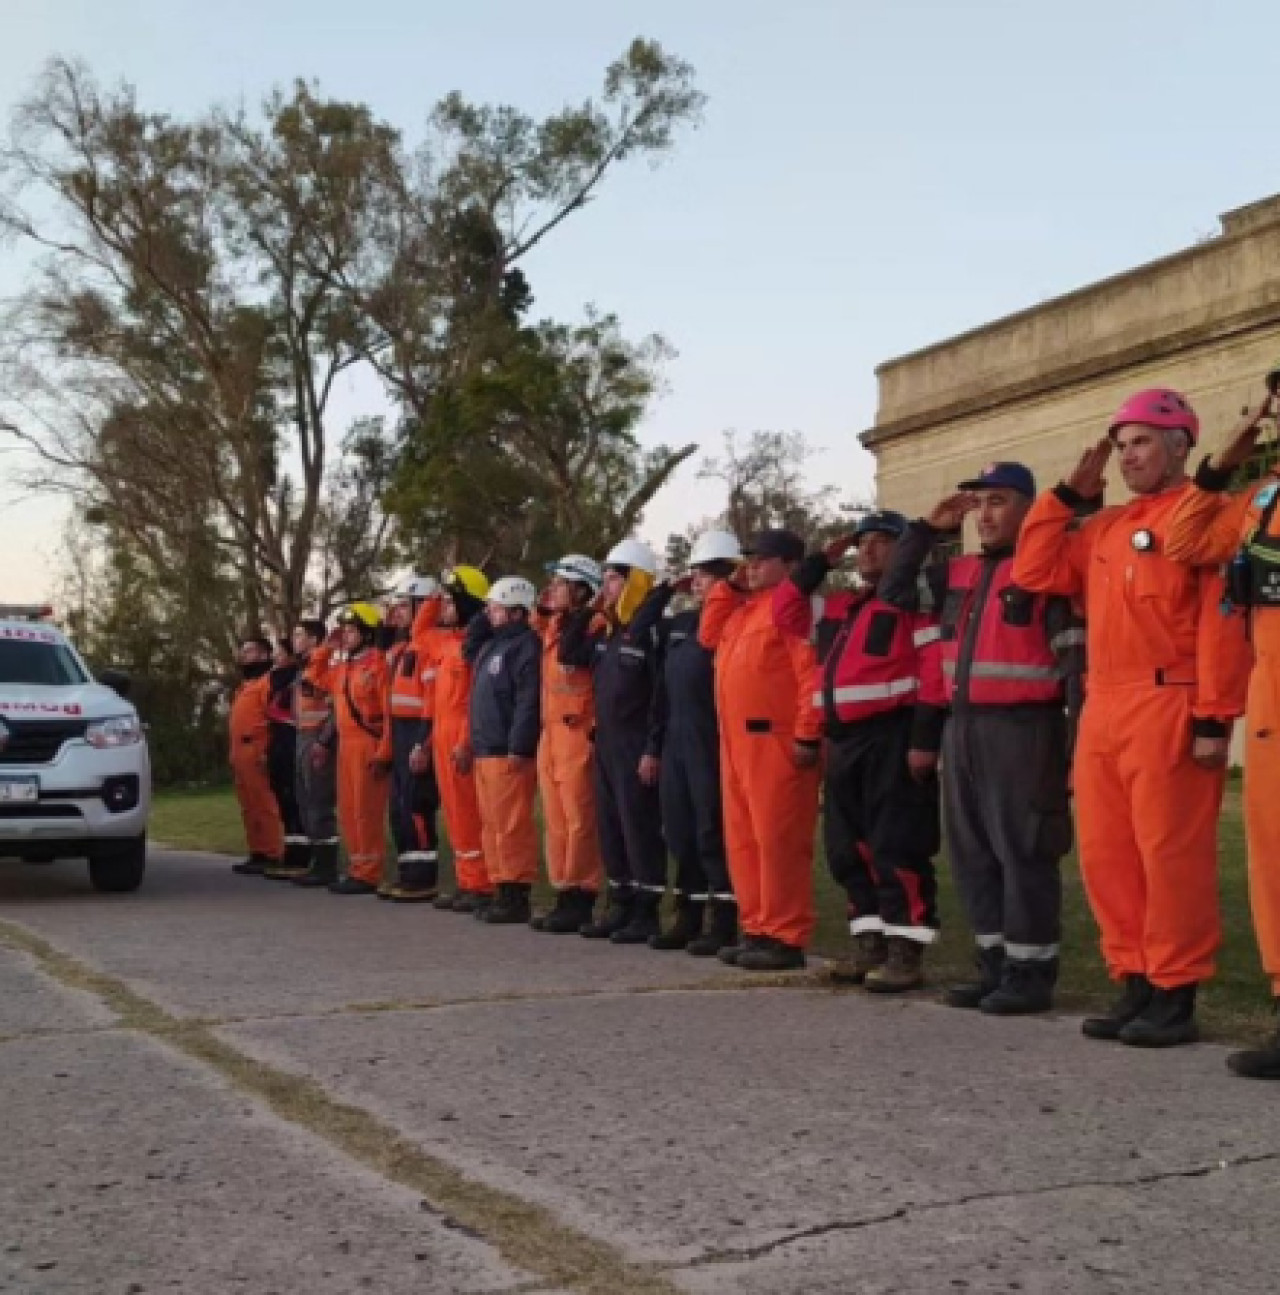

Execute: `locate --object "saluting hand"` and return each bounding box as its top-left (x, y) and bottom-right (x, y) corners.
top-left (823, 533), bottom-right (858, 566)
top-left (925, 493), bottom-right (978, 532)
top-left (1212, 396), bottom-right (1276, 473)
top-left (1065, 439), bottom-right (1112, 500)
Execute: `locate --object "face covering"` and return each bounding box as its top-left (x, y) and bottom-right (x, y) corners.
top-left (240, 660), bottom-right (271, 681)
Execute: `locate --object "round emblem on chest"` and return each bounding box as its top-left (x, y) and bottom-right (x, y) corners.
top-left (1131, 529), bottom-right (1155, 553)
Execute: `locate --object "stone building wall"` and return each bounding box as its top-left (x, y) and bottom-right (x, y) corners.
top-left (863, 194), bottom-right (1280, 520)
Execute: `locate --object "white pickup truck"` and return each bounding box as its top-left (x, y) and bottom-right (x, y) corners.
top-left (0, 606), bottom-right (151, 891)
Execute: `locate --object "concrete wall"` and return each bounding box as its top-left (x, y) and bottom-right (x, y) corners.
top-left (863, 194), bottom-right (1280, 523)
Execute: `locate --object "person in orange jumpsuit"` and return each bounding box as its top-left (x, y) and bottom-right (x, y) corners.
top-left (530, 554), bottom-right (606, 934)
top-left (465, 577), bottom-right (543, 924)
top-left (380, 578), bottom-right (442, 901)
top-left (699, 528), bottom-right (822, 971)
top-left (229, 636), bottom-right (285, 875)
top-left (304, 603), bottom-right (392, 895)
top-left (1167, 390), bottom-right (1280, 1078)
top-left (404, 567), bottom-right (496, 914)
top-left (1013, 388), bottom-right (1250, 1047)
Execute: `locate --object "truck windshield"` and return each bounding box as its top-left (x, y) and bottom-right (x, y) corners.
top-left (0, 639), bottom-right (88, 686)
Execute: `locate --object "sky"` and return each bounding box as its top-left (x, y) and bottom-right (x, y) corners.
top-left (3, 0), bottom-right (1279, 600)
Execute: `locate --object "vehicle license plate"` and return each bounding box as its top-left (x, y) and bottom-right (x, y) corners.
top-left (0, 777), bottom-right (38, 803)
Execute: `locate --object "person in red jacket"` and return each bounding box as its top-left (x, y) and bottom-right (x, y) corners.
top-left (1013, 390), bottom-right (1250, 1045)
top-left (700, 528), bottom-right (822, 971)
top-left (883, 464), bottom-right (1083, 1015)
top-left (774, 511), bottom-right (942, 992)
top-left (304, 604), bottom-right (392, 896)
top-left (228, 637), bottom-right (284, 875)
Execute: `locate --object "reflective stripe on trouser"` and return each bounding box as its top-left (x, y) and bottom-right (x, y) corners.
top-left (1075, 684), bottom-right (1224, 988)
top-left (594, 728), bottom-right (666, 889)
top-left (295, 727), bottom-right (338, 842)
top-left (432, 718), bottom-right (491, 895)
top-left (538, 721), bottom-right (602, 891)
top-left (661, 720), bottom-right (731, 898)
top-left (720, 726), bottom-right (820, 948)
top-left (941, 706), bottom-right (1069, 953)
top-left (268, 723), bottom-right (304, 837)
top-left (231, 748), bottom-right (284, 859)
top-left (474, 758), bottom-right (540, 884)
top-left (390, 718), bottom-right (439, 872)
top-left (336, 727), bottom-right (390, 885)
top-left (824, 709), bottom-right (940, 944)
top-left (1246, 651), bottom-right (1280, 994)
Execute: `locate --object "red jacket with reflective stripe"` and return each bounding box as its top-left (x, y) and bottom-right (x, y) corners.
top-left (773, 579), bottom-right (941, 726)
top-left (939, 555), bottom-right (1062, 706)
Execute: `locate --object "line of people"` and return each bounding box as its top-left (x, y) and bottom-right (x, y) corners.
top-left (226, 382), bottom-right (1280, 1081)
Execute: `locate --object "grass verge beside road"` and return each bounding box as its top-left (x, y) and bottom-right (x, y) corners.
top-left (152, 785), bottom-right (1273, 1043)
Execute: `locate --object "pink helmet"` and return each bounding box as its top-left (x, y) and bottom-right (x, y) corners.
top-left (1107, 388), bottom-right (1200, 445)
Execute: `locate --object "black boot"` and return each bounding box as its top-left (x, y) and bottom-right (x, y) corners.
top-left (737, 936), bottom-right (806, 972)
top-left (291, 840), bottom-right (339, 888)
top-left (580, 889), bottom-right (634, 940)
top-left (1227, 1001), bottom-right (1280, 1079)
top-left (328, 876), bottom-right (379, 896)
top-left (471, 891), bottom-right (496, 920)
top-left (1082, 973), bottom-right (1153, 1040)
top-left (946, 945), bottom-right (1007, 1010)
top-left (433, 890), bottom-right (460, 910)
top-left (611, 891), bottom-right (663, 945)
top-left (828, 931), bottom-right (889, 985)
top-left (531, 889), bottom-right (574, 932)
top-left (718, 932), bottom-right (764, 966)
top-left (541, 888), bottom-right (596, 934)
top-left (863, 936), bottom-right (925, 993)
top-left (482, 882), bottom-right (533, 925)
top-left (456, 890), bottom-right (489, 914)
top-left (688, 899), bottom-right (738, 957)
top-left (650, 897), bottom-right (705, 950)
top-left (265, 839), bottom-right (312, 880)
top-left (231, 853), bottom-right (273, 876)
top-left (980, 957), bottom-right (1058, 1016)
top-left (1118, 983), bottom-right (1199, 1048)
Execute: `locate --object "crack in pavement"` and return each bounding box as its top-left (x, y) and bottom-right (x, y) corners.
top-left (0, 917), bottom-right (681, 1295)
top-left (192, 975), bottom-right (815, 1028)
top-left (672, 1150), bottom-right (1280, 1267)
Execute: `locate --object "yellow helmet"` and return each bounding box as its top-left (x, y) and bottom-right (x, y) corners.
top-left (338, 601), bottom-right (382, 631)
top-left (442, 565), bottom-right (490, 599)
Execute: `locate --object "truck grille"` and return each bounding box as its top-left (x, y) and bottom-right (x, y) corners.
top-left (0, 719), bottom-right (89, 765)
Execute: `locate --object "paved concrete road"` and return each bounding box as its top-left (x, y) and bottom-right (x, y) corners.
top-left (1, 850), bottom-right (1276, 1294)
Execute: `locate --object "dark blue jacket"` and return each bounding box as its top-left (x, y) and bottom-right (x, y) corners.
top-left (466, 619), bottom-right (541, 759)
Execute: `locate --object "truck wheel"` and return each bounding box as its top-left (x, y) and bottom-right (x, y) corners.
top-left (89, 836), bottom-right (147, 893)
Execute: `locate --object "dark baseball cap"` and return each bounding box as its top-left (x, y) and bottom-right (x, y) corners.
top-left (742, 528), bottom-right (805, 562)
top-left (957, 461), bottom-right (1037, 498)
top-left (852, 509), bottom-right (908, 540)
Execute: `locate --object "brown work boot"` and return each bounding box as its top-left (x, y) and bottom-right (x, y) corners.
top-left (828, 931), bottom-right (888, 985)
top-left (863, 936), bottom-right (925, 994)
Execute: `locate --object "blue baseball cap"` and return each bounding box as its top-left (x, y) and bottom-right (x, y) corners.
top-left (852, 510), bottom-right (908, 540)
top-left (957, 461), bottom-right (1037, 498)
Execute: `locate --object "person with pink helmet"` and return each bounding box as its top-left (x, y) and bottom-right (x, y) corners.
top-left (1012, 388), bottom-right (1250, 1048)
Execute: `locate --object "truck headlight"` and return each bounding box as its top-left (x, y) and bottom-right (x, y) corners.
top-left (85, 715), bottom-right (143, 749)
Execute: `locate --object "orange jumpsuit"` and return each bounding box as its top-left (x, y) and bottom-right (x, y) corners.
top-left (229, 673), bottom-right (284, 861)
top-left (1168, 472), bottom-right (1277, 992)
top-left (699, 582), bottom-right (822, 948)
top-left (1013, 482), bottom-right (1250, 988)
top-left (535, 610), bottom-right (603, 894)
top-left (411, 599), bottom-right (491, 896)
top-left (306, 644), bottom-right (391, 885)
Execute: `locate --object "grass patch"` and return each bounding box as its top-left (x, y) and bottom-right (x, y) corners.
top-left (153, 786), bottom-right (1273, 1041)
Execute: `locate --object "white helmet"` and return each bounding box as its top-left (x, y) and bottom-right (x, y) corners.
top-left (546, 554), bottom-right (604, 593)
top-left (604, 538), bottom-right (658, 576)
top-left (486, 576), bottom-right (537, 611)
top-left (688, 530), bottom-right (742, 568)
top-left (397, 575), bottom-right (440, 601)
